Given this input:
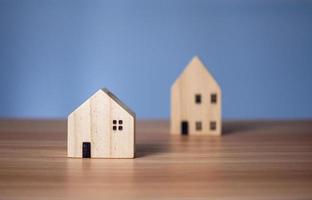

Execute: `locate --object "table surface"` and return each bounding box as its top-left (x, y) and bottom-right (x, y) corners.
top-left (0, 119), bottom-right (311, 200)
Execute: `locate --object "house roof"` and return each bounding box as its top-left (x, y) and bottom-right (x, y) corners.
top-left (69, 88), bottom-right (135, 118)
top-left (172, 56), bottom-right (220, 89)
top-left (101, 88), bottom-right (136, 117)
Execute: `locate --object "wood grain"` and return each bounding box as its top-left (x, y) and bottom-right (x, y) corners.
top-left (0, 119), bottom-right (312, 200)
top-left (171, 56), bottom-right (222, 135)
top-left (68, 88), bottom-right (135, 158)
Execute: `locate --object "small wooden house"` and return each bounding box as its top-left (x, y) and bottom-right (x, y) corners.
top-left (171, 56), bottom-right (222, 136)
top-left (68, 88), bottom-right (135, 158)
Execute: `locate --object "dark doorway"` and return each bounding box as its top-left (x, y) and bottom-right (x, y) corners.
top-left (82, 142), bottom-right (91, 158)
top-left (181, 121), bottom-right (189, 135)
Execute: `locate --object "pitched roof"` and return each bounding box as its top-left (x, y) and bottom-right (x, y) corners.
top-left (101, 88), bottom-right (136, 117)
top-left (172, 56), bottom-right (220, 88)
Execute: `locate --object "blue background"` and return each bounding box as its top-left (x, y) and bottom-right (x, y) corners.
top-left (0, 0), bottom-right (312, 119)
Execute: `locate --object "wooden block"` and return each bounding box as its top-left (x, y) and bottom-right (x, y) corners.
top-left (171, 56), bottom-right (222, 136)
top-left (68, 88), bottom-right (136, 158)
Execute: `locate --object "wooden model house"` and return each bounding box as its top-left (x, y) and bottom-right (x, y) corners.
top-left (68, 88), bottom-right (135, 158)
top-left (171, 56), bottom-right (222, 136)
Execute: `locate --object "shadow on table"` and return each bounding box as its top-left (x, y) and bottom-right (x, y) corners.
top-left (222, 121), bottom-right (268, 135)
top-left (136, 143), bottom-right (169, 158)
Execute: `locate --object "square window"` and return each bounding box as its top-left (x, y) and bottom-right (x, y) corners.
top-left (195, 94), bottom-right (201, 104)
top-left (210, 121), bottom-right (216, 130)
top-left (112, 119), bottom-right (124, 132)
top-left (211, 94), bottom-right (217, 104)
top-left (195, 121), bottom-right (202, 131)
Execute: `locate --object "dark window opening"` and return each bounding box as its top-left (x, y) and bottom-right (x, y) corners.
top-left (113, 120), bottom-right (123, 131)
top-left (195, 94), bottom-right (201, 104)
top-left (82, 142), bottom-right (91, 158)
top-left (211, 94), bottom-right (217, 104)
top-left (181, 121), bottom-right (189, 135)
top-left (210, 121), bottom-right (217, 131)
top-left (196, 121), bottom-right (202, 131)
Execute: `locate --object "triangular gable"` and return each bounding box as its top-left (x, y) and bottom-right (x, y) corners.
top-left (172, 56), bottom-right (220, 89)
top-left (69, 88), bottom-right (135, 118)
top-left (101, 88), bottom-right (136, 118)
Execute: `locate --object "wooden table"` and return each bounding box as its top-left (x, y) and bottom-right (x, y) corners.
top-left (0, 119), bottom-right (311, 200)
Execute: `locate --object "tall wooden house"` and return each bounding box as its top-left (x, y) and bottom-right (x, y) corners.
top-left (171, 56), bottom-right (222, 135)
top-left (68, 88), bottom-right (135, 158)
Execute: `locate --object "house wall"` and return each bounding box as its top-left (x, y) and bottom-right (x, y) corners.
top-left (68, 90), bottom-right (135, 158)
top-left (171, 58), bottom-right (221, 135)
top-left (109, 96), bottom-right (135, 158)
